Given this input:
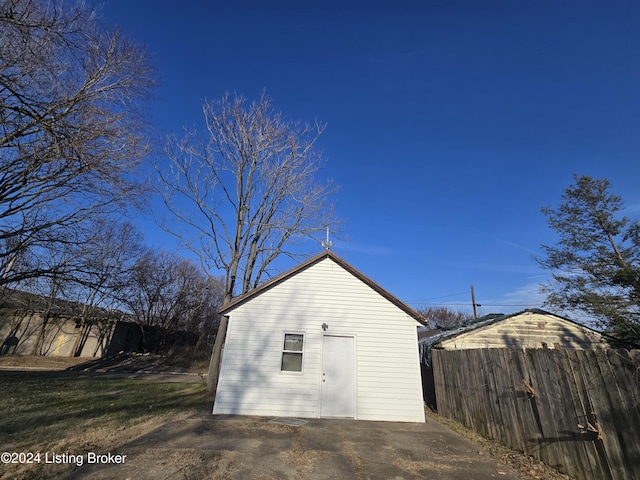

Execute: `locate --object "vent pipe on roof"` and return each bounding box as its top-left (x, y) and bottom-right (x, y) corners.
top-left (321, 226), bottom-right (332, 250)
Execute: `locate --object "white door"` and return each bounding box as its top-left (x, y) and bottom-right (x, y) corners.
top-left (320, 335), bottom-right (355, 418)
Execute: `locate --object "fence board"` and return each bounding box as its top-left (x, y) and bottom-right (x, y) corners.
top-left (431, 348), bottom-right (640, 480)
top-left (532, 347), bottom-right (568, 471)
top-left (483, 349), bottom-right (506, 441)
top-left (514, 349), bottom-right (536, 454)
top-left (558, 350), bottom-right (603, 477)
top-left (591, 349), bottom-right (629, 479)
top-left (431, 349), bottom-right (448, 416)
top-left (605, 350), bottom-right (640, 468)
top-left (576, 349), bottom-right (622, 479)
top-left (498, 349), bottom-right (521, 449)
top-left (564, 349), bottom-right (605, 478)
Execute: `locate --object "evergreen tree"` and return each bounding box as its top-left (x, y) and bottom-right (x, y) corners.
top-left (538, 175), bottom-right (640, 342)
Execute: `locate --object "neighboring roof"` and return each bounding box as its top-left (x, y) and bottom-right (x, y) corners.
top-left (418, 308), bottom-right (627, 348)
top-left (0, 288), bottom-right (128, 322)
top-left (418, 313), bottom-right (506, 348)
top-left (219, 250), bottom-right (427, 325)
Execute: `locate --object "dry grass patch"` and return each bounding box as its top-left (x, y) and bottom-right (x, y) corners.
top-left (0, 355), bottom-right (87, 370)
top-left (277, 426), bottom-right (328, 479)
top-left (100, 448), bottom-right (238, 480)
top-left (0, 372), bottom-right (210, 479)
top-left (392, 458), bottom-right (455, 475)
top-left (335, 426), bottom-right (368, 480)
top-left (425, 408), bottom-right (573, 480)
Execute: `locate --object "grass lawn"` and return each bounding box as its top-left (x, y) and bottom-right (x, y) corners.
top-left (0, 372), bottom-right (211, 479)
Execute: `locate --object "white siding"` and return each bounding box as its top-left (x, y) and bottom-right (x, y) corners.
top-left (213, 257), bottom-right (425, 422)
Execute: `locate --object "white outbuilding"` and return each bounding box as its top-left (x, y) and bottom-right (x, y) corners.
top-left (212, 250), bottom-right (426, 422)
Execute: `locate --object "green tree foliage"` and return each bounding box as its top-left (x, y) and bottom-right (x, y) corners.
top-left (538, 175), bottom-right (640, 342)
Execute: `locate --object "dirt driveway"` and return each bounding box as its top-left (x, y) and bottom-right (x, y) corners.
top-left (69, 413), bottom-right (527, 480)
top-left (1, 356), bottom-right (564, 479)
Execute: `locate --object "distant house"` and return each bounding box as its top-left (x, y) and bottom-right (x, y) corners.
top-left (420, 308), bottom-right (610, 356)
top-left (212, 250), bottom-right (427, 423)
top-left (418, 309), bottom-right (615, 409)
top-left (0, 289), bottom-right (120, 357)
top-left (0, 290), bottom-right (197, 358)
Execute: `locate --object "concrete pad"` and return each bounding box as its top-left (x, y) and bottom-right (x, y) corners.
top-left (70, 414), bottom-right (524, 479)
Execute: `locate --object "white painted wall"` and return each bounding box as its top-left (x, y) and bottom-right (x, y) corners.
top-left (213, 257), bottom-right (425, 422)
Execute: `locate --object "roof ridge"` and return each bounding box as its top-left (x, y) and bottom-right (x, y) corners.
top-left (219, 251), bottom-right (426, 324)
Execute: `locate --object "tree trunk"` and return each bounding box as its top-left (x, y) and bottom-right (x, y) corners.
top-left (206, 314), bottom-right (228, 394)
top-left (208, 270), bottom-right (237, 394)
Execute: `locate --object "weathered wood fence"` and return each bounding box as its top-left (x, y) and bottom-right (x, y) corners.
top-left (431, 348), bottom-right (640, 480)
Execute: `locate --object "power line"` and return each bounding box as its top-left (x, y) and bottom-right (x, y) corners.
top-left (414, 302), bottom-right (542, 307)
top-left (406, 291), bottom-right (470, 302)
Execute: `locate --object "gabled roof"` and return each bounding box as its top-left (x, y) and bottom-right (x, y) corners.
top-left (418, 308), bottom-right (627, 348)
top-left (418, 312), bottom-right (507, 348)
top-left (219, 250), bottom-right (427, 325)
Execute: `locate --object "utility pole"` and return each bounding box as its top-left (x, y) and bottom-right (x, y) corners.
top-left (471, 285), bottom-right (478, 319)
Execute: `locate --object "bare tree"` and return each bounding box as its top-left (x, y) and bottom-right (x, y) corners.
top-left (123, 250), bottom-right (180, 350)
top-left (417, 306), bottom-right (473, 329)
top-left (66, 219), bottom-right (145, 356)
top-left (156, 93), bottom-right (337, 392)
top-left (123, 250), bottom-right (221, 352)
top-left (69, 220), bottom-right (144, 305)
top-left (192, 275), bottom-right (224, 353)
top-left (0, 0), bottom-right (154, 286)
top-left (16, 234), bottom-right (79, 355)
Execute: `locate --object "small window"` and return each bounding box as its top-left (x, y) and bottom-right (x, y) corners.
top-left (281, 333), bottom-right (304, 372)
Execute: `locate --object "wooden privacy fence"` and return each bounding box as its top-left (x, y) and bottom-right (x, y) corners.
top-left (431, 348), bottom-right (640, 480)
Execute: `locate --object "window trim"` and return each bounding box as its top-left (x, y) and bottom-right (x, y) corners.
top-left (281, 332), bottom-right (304, 373)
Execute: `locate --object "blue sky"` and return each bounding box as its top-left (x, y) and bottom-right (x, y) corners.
top-left (95, 1), bottom-right (640, 317)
